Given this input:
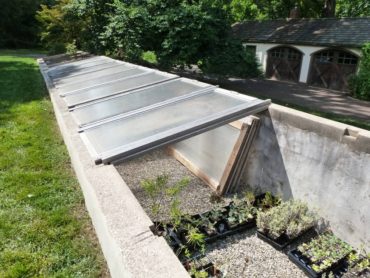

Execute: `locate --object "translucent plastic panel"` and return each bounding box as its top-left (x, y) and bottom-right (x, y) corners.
top-left (48, 58), bottom-right (113, 78)
top-left (48, 56), bottom-right (105, 71)
top-left (58, 67), bottom-right (146, 94)
top-left (63, 72), bottom-right (173, 107)
top-left (72, 79), bottom-right (206, 126)
top-left (50, 61), bottom-right (119, 80)
top-left (82, 91), bottom-right (246, 158)
top-left (172, 124), bottom-right (240, 182)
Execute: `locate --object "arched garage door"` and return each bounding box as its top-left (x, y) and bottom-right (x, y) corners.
top-left (266, 46), bottom-right (303, 82)
top-left (309, 49), bottom-right (359, 91)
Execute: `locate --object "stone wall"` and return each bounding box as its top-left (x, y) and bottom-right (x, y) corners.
top-left (242, 104), bottom-right (370, 251)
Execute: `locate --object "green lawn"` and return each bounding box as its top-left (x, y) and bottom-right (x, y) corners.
top-left (0, 51), bottom-right (107, 277)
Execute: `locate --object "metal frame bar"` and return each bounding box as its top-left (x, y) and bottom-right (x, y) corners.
top-left (64, 73), bottom-right (179, 108)
top-left (77, 85), bottom-right (217, 131)
top-left (60, 70), bottom-right (154, 97)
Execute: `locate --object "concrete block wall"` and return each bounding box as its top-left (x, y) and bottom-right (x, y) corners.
top-left (242, 104), bottom-right (370, 252)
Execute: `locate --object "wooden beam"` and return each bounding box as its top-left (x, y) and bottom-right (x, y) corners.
top-left (166, 146), bottom-right (219, 191)
top-left (217, 121), bottom-right (250, 195)
top-left (223, 117), bottom-right (260, 194)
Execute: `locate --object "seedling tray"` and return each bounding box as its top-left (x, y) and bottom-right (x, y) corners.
top-left (288, 249), bottom-right (348, 278)
top-left (203, 218), bottom-right (256, 244)
top-left (257, 227), bottom-right (315, 251)
top-left (183, 257), bottom-right (222, 278)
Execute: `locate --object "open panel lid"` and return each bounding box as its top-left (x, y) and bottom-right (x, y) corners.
top-left (40, 55), bottom-right (270, 165)
top-left (79, 87), bottom-right (269, 165)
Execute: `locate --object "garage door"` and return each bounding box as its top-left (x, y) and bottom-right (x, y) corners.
top-left (309, 49), bottom-right (358, 91)
top-left (266, 46), bottom-right (302, 82)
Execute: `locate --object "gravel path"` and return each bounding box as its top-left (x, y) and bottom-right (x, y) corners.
top-left (204, 229), bottom-right (306, 278)
top-left (115, 148), bottom-right (306, 277)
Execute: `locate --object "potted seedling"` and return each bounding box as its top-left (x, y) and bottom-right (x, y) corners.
top-left (142, 174), bottom-right (190, 248)
top-left (184, 256), bottom-right (222, 278)
top-left (198, 216), bottom-right (218, 237)
top-left (256, 199), bottom-right (317, 250)
top-left (226, 195), bottom-right (256, 229)
top-left (255, 191), bottom-right (281, 211)
top-left (343, 252), bottom-right (370, 277)
top-left (289, 232), bottom-right (353, 277)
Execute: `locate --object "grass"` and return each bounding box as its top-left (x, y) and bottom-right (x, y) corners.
top-left (0, 51), bottom-right (108, 277)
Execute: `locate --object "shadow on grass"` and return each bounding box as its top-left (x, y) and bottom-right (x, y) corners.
top-left (0, 59), bottom-right (47, 122)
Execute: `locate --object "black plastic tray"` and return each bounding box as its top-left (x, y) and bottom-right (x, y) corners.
top-left (257, 227), bottom-right (315, 251)
top-left (204, 219), bottom-right (256, 244)
top-left (288, 249), bottom-right (348, 278)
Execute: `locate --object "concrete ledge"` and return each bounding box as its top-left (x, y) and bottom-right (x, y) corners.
top-left (269, 104), bottom-right (370, 153)
top-left (38, 59), bottom-right (189, 278)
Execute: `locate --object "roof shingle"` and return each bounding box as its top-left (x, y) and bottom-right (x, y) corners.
top-left (232, 18), bottom-right (370, 48)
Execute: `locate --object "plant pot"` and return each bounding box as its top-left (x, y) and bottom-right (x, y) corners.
top-left (183, 259), bottom-right (222, 278)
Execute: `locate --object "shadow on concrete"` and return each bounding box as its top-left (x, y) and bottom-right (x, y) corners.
top-left (239, 110), bottom-right (293, 200)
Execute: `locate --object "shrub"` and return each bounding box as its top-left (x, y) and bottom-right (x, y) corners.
top-left (349, 43), bottom-right (370, 101)
top-left (200, 39), bottom-right (262, 78)
top-left (257, 200), bottom-right (317, 240)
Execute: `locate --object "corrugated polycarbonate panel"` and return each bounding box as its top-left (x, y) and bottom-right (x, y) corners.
top-left (47, 56), bottom-right (105, 70)
top-left (71, 79), bottom-right (210, 127)
top-left (63, 72), bottom-right (176, 108)
top-left (51, 61), bottom-right (120, 80)
top-left (39, 55), bottom-right (270, 166)
top-left (58, 67), bottom-right (147, 95)
top-left (80, 89), bottom-right (270, 164)
top-left (54, 63), bottom-right (135, 88)
top-left (48, 57), bottom-right (112, 78)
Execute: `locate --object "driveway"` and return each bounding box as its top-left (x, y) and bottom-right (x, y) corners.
top-left (178, 70), bottom-right (370, 122)
top-left (224, 78), bottom-right (370, 121)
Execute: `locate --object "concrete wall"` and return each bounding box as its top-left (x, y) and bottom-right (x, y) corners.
top-left (244, 42), bottom-right (361, 83)
top-left (242, 104), bottom-right (370, 252)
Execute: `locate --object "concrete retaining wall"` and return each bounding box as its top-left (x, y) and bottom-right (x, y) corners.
top-left (242, 104), bottom-right (370, 251)
top-left (38, 59), bottom-right (190, 278)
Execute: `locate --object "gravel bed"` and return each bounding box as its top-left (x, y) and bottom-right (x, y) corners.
top-left (115, 148), bottom-right (306, 277)
top-left (115, 148), bottom-right (231, 221)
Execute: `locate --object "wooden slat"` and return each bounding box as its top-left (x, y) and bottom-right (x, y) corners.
top-left (224, 117), bottom-right (260, 194)
top-left (217, 121), bottom-right (250, 195)
top-left (166, 146), bottom-right (219, 191)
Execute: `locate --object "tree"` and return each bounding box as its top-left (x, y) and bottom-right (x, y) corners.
top-left (100, 0), bottom-right (261, 77)
top-left (336, 0), bottom-right (370, 17)
top-left (322, 0), bottom-right (336, 17)
top-left (0, 0), bottom-right (46, 48)
top-left (349, 43), bottom-right (370, 100)
top-left (37, 0), bottom-right (113, 53)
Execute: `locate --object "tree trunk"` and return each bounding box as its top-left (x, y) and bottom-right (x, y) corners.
top-left (322, 0), bottom-right (336, 17)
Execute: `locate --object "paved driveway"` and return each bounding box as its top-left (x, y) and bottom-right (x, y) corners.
top-left (177, 71), bottom-right (370, 122)
top-left (221, 78), bottom-right (370, 121)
